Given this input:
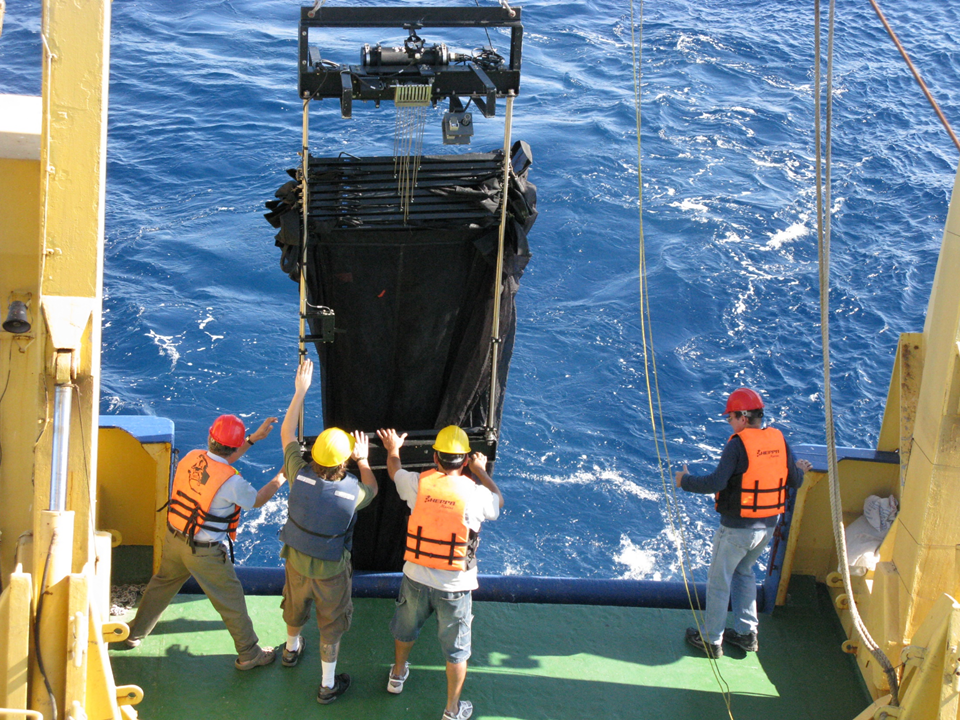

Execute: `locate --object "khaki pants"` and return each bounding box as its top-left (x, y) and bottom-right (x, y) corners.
top-left (281, 561), bottom-right (353, 645)
top-left (128, 529), bottom-right (260, 661)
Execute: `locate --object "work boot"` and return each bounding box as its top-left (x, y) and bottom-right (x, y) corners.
top-left (280, 639), bottom-right (305, 667)
top-left (234, 646), bottom-right (276, 670)
top-left (685, 627), bottom-right (723, 658)
top-left (317, 673), bottom-right (351, 704)
top-left (723, 628), bottom-right (759, 652)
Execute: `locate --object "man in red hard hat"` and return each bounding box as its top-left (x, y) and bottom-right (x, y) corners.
top-left (124, 413), bottom-right (286, 670)
top-left (675, 388), bottom-right (812, 658)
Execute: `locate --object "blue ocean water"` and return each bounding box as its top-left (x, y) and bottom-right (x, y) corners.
top-left (3, 1), bottom-right (958, 579)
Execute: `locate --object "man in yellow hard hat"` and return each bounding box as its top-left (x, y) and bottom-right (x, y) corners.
top-left (377, 424), bottom-right (503, 720)
top-left (278, 359), bottom-right (377, 704)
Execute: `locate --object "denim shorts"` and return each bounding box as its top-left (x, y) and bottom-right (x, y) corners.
top-left (389, 575), bottom-right (473, 664)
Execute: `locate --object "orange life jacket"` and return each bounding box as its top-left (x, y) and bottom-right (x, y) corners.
top-left (404, 470), bottom-right (478, 571)
top-left (715, 427), bottom-right (788, 519)
top-left (167, 449), bottom-right (241, 543)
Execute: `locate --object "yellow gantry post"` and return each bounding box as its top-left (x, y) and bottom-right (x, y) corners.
top-left (891, 161), bottom-right (960, 641)
top-left (0, 0), bottom-right (119, 716)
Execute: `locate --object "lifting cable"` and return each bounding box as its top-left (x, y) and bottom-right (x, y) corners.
top-left (628, 1), bottom-right (735, 716)
top-left (866, 0), bottom-right (960, 154)
top-left (813, 0), bottom-right (900, 704)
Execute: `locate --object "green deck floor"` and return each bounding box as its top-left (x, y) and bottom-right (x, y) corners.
top-left (110, 578), bottom-right (870, 719)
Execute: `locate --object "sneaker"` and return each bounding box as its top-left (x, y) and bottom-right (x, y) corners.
top-left (122, 637), bottom-right (141, 649)
top-left (442, 700), bottom-right (473, 720)
top-left (317, 674), bottom-right (351, 704)
top-left (387, 662), bottom-right (409, 694)
top-left (723, 628), bottom-right (759, 652)
top-left (685, 627), bottom-right (723, 658)
top-left (281, 639), bottom-right (305, 667)
top-left (234, 646), bottom-right (276, 670)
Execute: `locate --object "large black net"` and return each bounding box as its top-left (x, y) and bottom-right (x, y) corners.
top-left (265, 141), bottom-right (536, 570)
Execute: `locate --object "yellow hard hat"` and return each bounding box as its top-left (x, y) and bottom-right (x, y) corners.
top-left (432, 425), bottom-right (471, 455)
top-left (311, 428), bottom-right (355, 467)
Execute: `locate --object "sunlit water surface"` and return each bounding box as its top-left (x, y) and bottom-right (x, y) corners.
top-left (3, 0), bottom-right (958, 578)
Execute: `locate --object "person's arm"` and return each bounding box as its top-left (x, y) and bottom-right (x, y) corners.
top-left (468, 452), bottom-right (504, 509)
top-left (785, 440), bottom-right (812, 488)
top-left (676, 438), bottom-right (745, 494)
top-left (352, 431), bottom-right (378, 498)
top-left (253, 471), bottom-right (287, 508)
top-left (281, 360), bottom-right (313, 448)
top-left (226, 416), bottom-right (278, 464)
top-left (376, 428), bottom-right (407, 481)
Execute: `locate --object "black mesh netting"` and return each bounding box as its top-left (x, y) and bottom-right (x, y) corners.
top-left (265, 141), bottom-right (536, 570)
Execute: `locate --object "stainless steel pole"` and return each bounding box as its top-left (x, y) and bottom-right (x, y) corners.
top-left (49, 383), bottom-right (73, 511)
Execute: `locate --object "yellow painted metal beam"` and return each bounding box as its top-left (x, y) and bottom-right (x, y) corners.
top-left (894, 161), bottom-right (960, 640)
top-left (0, 101), bottom-right (43, 583)
top-left (0, 567), bottom-right (32, 710)
top-left (30, 0), bottom-right (111, 578)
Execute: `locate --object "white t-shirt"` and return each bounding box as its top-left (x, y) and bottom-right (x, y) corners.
top-left (394, 468), bottom-right (500, 592)
top-left (193, 452), bottom-right (258, 543)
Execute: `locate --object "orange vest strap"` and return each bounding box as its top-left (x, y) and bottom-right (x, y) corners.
top-left (404, 470), bottom-right (473, 571)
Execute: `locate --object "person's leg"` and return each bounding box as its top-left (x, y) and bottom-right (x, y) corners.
top-left (388, 576), bottom-right (432, 691)
top-left (320, 641), bottom-right (340, 688)
top-left (394, 639), bottom-right (415, 675)
top-left (186, 543), bottom-right (260, 661)
top-left (433, 588), bottom-right (472, 716)
top-left (313, 569), bottom-right (353, 704)
top-left (730, 526), bottom-right (775, 636)
top-left (702, 526), bottom-right (752, 645)
top-left (445, 660), bottom-right (468, 716)
top-left (313, 566), bottom-right (352, 689)
top-left (280, 561), bottom-right (313, 661)
top-left (127, 532), bottom-right (191, 640)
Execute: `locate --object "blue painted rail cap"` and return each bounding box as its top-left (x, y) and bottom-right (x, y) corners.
top-left (793, 444), bottom-right (899, 474)
top-left (99, 415), bottom-right (175, 446)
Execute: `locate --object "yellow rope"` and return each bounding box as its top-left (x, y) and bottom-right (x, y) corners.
top-left (629, 1), bottom-right (734, 715)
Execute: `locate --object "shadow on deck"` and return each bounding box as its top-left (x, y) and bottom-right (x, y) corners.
top-left (110, 577), bottom-right (869, 719)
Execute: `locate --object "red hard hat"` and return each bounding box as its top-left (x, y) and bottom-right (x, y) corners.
top-left (724, 388), bottom-right (764, 414)
top-left (209, 414), bottom-right (245, 448)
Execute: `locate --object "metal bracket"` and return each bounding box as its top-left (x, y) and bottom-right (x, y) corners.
top-left (340, 70), bottom-right (353, 118)
top-left (470, 63), bottom-right (497, 118)
top-left (102, 621), bottom-right (131, 643)
top-left (900, 644), bottom-right (925, 668)
top-left (302, 306), bottom-right (340, 343)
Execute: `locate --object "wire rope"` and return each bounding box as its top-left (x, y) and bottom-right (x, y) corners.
top-left (628, 0), bottom-right (734, 715)
top-left (813, 0), bottom-right (900, 704)
top-left (866, 0), bottom-right (960, 154)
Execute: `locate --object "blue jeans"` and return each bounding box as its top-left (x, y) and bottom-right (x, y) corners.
top-left (390, 575), bottom-right (473, 664)
top-left (702, 525), bottom-right (775, 644)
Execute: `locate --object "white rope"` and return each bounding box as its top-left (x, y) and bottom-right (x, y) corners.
top-left (307, 0), bottom-right (326, 20)
top-left (813, 0), bottom-right (899, 704)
